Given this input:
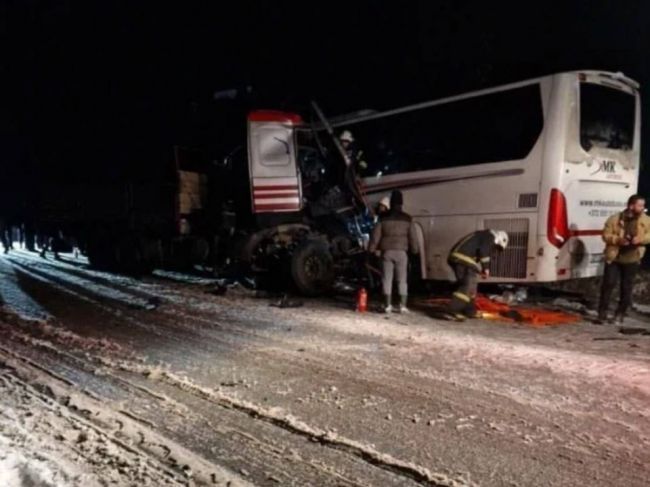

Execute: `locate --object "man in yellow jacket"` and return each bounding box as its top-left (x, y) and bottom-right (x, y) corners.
top-left (597, 194), bottom-right (650, 324)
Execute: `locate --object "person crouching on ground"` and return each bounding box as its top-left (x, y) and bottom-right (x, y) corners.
top-left (597, 194), bottom-right (650, 324)
top-left (446, 229), bottom-right (509, 320)
top-left (368, 190), bottom-right (418, 313)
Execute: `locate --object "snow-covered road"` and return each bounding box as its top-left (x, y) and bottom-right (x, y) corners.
top-left (0, 250), bottom-right (649, 486)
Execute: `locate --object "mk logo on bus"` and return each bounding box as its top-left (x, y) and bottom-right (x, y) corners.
top-left (591, 159), bottom-right (617, 176)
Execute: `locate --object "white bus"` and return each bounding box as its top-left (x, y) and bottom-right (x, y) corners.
top-left (332, 70), bottom-right (641, 282)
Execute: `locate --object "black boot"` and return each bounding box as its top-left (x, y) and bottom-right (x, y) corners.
top-left (612, 312), bottom-right (625, 325)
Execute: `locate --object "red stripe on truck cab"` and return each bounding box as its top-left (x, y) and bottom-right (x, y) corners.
top-left (253, 192), bottom-right (299, 199)
top-left (248, 111), bottom-right (303, 125)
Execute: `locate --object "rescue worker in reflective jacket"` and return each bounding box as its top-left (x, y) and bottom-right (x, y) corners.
top-left (446, 229), bottom-right (509, 320)
top-left (369, 190), bottom-right (418, 313)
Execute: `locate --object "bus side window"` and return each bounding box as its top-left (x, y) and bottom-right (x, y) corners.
top-left (342, 84), bottom-right (543, 177)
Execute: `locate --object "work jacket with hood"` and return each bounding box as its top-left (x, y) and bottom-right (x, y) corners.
top-left (602, 210), bottom-right (650, 264)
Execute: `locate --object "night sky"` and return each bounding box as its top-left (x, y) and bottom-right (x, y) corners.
top-left (2, 1), bottom-right (649, 192)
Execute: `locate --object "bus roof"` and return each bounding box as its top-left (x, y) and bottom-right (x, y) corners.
top-left (316, 70), bottom-right (639, 129)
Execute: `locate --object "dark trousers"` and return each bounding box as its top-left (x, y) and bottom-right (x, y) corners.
top-left (598, 262), bottom-right (639, 317)
top-left (0, 229), bottom-right (10, 253)
top-left (449, 264), bottom-right (479, 316)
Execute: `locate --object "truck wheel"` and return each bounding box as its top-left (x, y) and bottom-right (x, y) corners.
top-left (291, 240), bottom-right (335, 296)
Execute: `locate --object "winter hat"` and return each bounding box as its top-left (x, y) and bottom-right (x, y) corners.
top-left (378, 196), bottom-right (390, 210)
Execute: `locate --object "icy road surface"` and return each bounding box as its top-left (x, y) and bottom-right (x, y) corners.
top-left (0, 250), bottom-right (649, 486)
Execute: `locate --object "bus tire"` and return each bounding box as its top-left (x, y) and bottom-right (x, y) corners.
top-left (291, 239), bottom-right (335, 296)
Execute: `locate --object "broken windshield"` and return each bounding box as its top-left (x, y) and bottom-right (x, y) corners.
top-left (580, 83), bottom-right (635, 152)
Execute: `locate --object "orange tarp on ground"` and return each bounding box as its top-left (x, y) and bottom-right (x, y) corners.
top-left (423, 295), bottom-right (581, 326)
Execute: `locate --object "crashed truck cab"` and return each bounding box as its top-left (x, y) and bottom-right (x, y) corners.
top-left (247, 111), bottom-right (303, 214)
top-left (245, 110), bottom-right (336, 295)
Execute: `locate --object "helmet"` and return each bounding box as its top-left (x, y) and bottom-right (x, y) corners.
top-left (339, 130), bottom-right (354, 143)
top-left (491, 230), bottom-right (509, 249)
top-left (378, 196), bottom-right (390, 211)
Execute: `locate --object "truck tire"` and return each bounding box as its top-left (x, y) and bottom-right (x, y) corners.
top-left (291, 240), bottom-right (335, 296)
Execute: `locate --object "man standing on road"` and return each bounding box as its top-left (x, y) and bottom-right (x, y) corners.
top-left (446, 229), bottom-right (509, 320)
top-left (597, 194), bottom-right (650, 324)
top-left (0, 216), bottom-right (10, 254)
top-left (368, 190), bottom-right (418, 313)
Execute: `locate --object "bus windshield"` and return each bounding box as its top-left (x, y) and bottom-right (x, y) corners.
top-left (580, 83), bottom-right (635, 152)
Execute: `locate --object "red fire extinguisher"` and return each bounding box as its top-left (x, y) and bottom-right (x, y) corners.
top-left (356, 287), bottom-right (368, 313)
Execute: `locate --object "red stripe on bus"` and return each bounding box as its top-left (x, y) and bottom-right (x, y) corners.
top-left (362, 168), bottom-right (524, 194)
top-left (254, 203), bottom-right (301, 211)
top-left (253, 185), bottom-right (298, 191)
top-left (253, 192), bottom-right (299, 199)
top-left (570, 229), bottom-right (602, 237)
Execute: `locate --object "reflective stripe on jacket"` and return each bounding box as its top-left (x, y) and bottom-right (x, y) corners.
top-left (448, 230), bottom-right (494, 272)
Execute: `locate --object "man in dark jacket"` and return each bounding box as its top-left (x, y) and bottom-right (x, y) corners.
top-left (368, 190), bottom-right (418, 313)
top-left (446, 229), bottom-right (509, 320)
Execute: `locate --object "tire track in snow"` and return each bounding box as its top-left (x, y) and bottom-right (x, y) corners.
top-left (104, 357), bottom-right (473, 487)
top-left (8, 258), bottom-right (155, 310)
top-left (9, 250), bottom-right (650, 485)
top-left (0, 258), bottom-right (572, 486)
top-left (2, 260), bottom-right (222, 349)
top-left (8, 250), bottom-right (209, 308)
top-left (0, 257), bottom-right (52, 321)
top-left (0, 322), bottom-right (419, 486)
top-left (7, 251), bottom-right (302, 350)
top-left (6, 254), bottom-right (267, 350)
top-left (0, 306), bottom-right (467, 487)
top-left (0, 345), bottom-right (252, 487)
